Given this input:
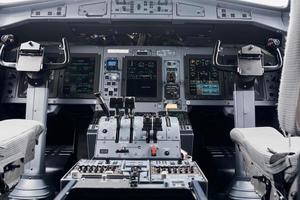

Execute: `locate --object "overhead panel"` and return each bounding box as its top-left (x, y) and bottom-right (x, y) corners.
top-left (176, 3), bottom-right (205, 17)
top-left (31, 5), bottom-right (66, 17)
top-left (111, 0), bottom-right (172, 15)
top-left (216, 6), bottom-right (252, 19)
top-left (78, 2), bottom-right (107, 17)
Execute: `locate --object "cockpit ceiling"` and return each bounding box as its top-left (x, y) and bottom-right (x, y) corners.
top-left (0, 0), bottom-right (289, 9)
top-left (1, 22), bottom-right (284, 46)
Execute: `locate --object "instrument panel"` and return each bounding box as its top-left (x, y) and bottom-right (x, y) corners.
top-left (184, 55), bottom-right (223, 100)
top-left (60, 55), bottom-right (100, 99)
top-left (9, 53), bottom-right (100, 101)
top-left (1, 46), bottom-right (281, 111)
top-left (122, 56), bottom-right (162, 102)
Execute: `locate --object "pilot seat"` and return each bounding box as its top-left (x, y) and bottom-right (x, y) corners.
top-left (0, 119), bottom-right (43, 193)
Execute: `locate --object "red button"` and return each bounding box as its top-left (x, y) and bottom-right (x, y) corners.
top-left (151, 145), bottom-right (157, 156)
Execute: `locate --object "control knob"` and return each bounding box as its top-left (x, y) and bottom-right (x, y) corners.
top-left (110, 74), bottom-right (119, 81)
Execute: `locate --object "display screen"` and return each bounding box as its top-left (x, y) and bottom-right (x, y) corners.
top-left (185, 55), bottom-right (222, 99)
top-left (123, 56), bottom-right (162, 101)
top-left (106, 59), bottom-right (118, 70)
top-left (62, 56), bottom-right (97, 98)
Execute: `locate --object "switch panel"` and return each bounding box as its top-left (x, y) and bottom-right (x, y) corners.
top-left (176, 3), bottom-right (205, 17)
top-left (78, 2), bottom-right (107, 17)
top-left (164, 60), bottom-right (180, 100)
top-left (103, 72), bottom-right (120, 98)
top-left (31, 5), bottom-right (66, 17)
top-left (217, 7), bottom-right (252, 19)
top-left (112, 0), bottom-right (173, 15)
top-left (103, 58), bottom-right (121, 99)
top-left (61, 159), bottom-right (207, 196)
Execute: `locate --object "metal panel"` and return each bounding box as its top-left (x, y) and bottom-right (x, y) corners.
top-left (78, 2), bottom-right (107, 17)
top-left (176, 3), bottom-right (205, 17)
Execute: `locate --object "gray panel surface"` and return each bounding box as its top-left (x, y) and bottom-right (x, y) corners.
top-left (0, 0), bottom-right (288, 32)
top-left (1, 46), bottom-right (279, 108)
top-left (94, 116), bottom-right (181, 159)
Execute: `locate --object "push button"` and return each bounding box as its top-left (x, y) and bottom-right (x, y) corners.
top-left (151, 145), bottom-right (157, 157)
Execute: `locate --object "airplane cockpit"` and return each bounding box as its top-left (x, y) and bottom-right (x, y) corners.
top-left (0, 0), bottom-right (298, 199)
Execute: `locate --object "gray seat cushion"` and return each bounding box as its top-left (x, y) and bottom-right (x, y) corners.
top-left (231, 127), bottom-right (300, 181)
top-left (0, 119), bottom-right (44, 172)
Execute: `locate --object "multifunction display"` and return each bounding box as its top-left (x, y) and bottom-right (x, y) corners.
top-left (61, 56), bottom-right (99, 98)
top-left (122, 56), bottom-right (162, 102)
top-left (185, 55), bottom-right (223, 99)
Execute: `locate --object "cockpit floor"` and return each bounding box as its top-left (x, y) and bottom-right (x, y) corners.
top-left (196, 146), bottom-right (235, 200)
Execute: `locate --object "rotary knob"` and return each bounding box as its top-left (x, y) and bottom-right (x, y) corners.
top-left (110, 74), bottom-right (119, 81)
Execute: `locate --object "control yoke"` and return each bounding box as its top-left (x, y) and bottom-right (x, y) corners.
top-left (44, 37), bottom-right (70, 70)
top-left (212, 38), bottom-right (283, 74)
top-left (0, 34), bottom-right (70, 71)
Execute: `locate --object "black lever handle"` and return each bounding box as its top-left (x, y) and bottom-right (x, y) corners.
top-left (94, 92), bottom-right (110, 118)
top-left (143, 115), bottom-right (152, 144)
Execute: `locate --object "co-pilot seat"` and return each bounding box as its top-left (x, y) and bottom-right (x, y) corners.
top-left (0, 120), bottom-right (43, 193)
top-left (230, 0), bottom-right (300, 199)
